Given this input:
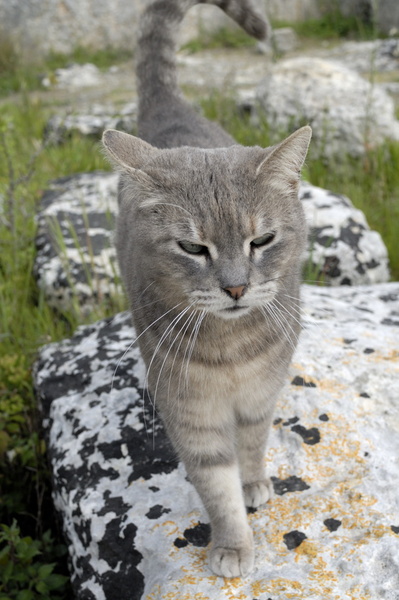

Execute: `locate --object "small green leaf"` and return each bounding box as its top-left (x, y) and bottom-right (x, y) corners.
top-left (2, 560), bottom-right (13, 583)
top-left (34, 580), bottom-right (48, 594)
top-left (45, 573), bottom-right (69, 590)
top-left (0, 430), bottom-right (10, 456)
top-left (38, 563), bottom-right (55, 579)
top-left (16, 590), bottom-right (35, 600)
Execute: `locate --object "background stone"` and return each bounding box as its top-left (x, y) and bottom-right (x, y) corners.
top-left (33, 283), bottom-right (399, 599)
top-left (45, 103), bottom-right (137, 143)
top-left (299, 182), bottom-right (389, 285)
top-left (272, 27), bottom-right (299, 54)
top-left (315, 39), bottom-right (399, 74)
top-left (256, 56), bottom-right (399, 157)
top-left (33, 172), bottom-right (122, 314)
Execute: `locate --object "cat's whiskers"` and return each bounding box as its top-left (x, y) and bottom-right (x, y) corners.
top-left (152, 306), bottom-right (197, 406)
top-left (177, 308), bottom-right (207, 401)
top-left (279, 286), bottom-right (330, 336)
top-left (272, 301), bottom-right (301, 349)
top-left (149, 306), bottom-right (198, 447)
top-left (143, 304), bottom-right (195, 410)
top-left (183, 309), bottom-right (207, 390)
top-left (260, 303), bottom-right (298, 353)
top-left (166, 308), bottom-right (199, 402)
top-left (272, 297), bottom-right (303, 330)
top-left (110, 301), bottom-right (184, 395)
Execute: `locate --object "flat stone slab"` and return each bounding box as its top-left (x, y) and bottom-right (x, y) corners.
top-left (33, 283), bottom-right (399, 600)
top-left (33, 172), bottom-right (390, 314)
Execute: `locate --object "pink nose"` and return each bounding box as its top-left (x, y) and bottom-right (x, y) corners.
top-left (223, 285), bottom-right (246, 300)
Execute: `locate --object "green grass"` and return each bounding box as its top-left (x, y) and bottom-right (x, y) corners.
top-left (0, 33), bottom-right (132, 98)
top-left (182, 26), bottom-right (257, 53)
top-left (45, 46), bottom-right (132, 72)
top-left (272, 10), bottom-right (378, 41)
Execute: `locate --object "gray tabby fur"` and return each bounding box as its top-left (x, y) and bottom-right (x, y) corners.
top-left (102, 0), bottom-right (311, 579)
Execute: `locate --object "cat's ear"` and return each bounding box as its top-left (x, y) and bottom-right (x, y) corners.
top-left (102, 129), bottom-right (159, 172)
top-left (256, 126), bottom-right (312, 195)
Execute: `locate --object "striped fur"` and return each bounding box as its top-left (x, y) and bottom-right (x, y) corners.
top-left (102, 0), bottom-right (311, 579)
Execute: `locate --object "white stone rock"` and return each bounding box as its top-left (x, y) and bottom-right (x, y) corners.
top-left (256, 57), bottom-right (399, 157)
top-left (45, 102), bottom-right (137, 143)
top-left (53, 63), bottom-right (103, 89)
top-left (34, 172), bottom-right (123, 314)
top-left (300, 182), bottom-right (390, 285)
top-left (272, 27), bottom-right (299, 53)
top-left (33, 283), bottom-right (399, 599)
top-left (316, 39), bottom-right (399, 74)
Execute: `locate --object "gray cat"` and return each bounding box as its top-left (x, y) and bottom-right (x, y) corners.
top-left (102, 0), bottom-right (311, 579)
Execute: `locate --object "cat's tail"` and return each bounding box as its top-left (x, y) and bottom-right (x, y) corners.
top-left (136, 0), bottom-right (270, 119)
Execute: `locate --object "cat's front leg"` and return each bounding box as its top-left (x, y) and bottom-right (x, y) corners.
top-left (187, 461), bottom-right (255, 578)
top-left (165, 414), bottom-right (255, 577)
top-left (236, 411), bottom-right (275, 509)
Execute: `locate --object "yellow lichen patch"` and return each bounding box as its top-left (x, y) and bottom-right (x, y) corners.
top-left (172, 561), bottom-right (214, 593)
top-left (377, 349), bottom-right (399, 362)
top-left (295, 542), bottom-right (339, 594)
top-left (151, 520), bottom-right (180, 536)
top-left (251, 577), bottom-right (305, 598)
top-left (144, 583), bottom-right (161, 600)
top-left (316, 378), bottom-right (346, 396)
top-left (294, 412), bottom-right (368, 482)
top-left (185, 547), bottom-right (209, 574)
top-left (346, 584), bottom-right (372, 600)
top-left (220, 577), bottom-right (249, 600)
top-left (162, 592), bottom-right (210, 600)
top-left (294, 539), bottom-right (318, 561)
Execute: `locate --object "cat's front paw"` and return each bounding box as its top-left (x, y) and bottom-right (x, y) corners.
top-left (210, 544), bottom-right (254, 578)
top-left (243, 479), bottom-right (273, 509)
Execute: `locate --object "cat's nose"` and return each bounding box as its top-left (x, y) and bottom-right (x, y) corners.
top-left (223, 285), bottom-right (246, 300)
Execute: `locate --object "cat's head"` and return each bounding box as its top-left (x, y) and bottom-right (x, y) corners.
top-left (102, 127), bottom-right (311, 320)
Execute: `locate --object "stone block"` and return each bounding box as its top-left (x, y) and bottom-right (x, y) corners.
top-left (33, 283), bottom-right (399, 599)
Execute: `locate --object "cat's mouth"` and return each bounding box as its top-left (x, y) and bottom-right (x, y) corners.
top-left (219, 305), bottom-right (251, 319)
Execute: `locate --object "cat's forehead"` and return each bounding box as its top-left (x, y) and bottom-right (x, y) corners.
top-left (144, 146), bottom-right (277, 240)
top-left (148, 144), bottom-right (265, 178)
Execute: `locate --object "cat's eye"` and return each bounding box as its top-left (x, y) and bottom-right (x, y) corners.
top-left (178, 240), bottom-right (208, 255)
top-left (251, 232), bottom-right (276, 248)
